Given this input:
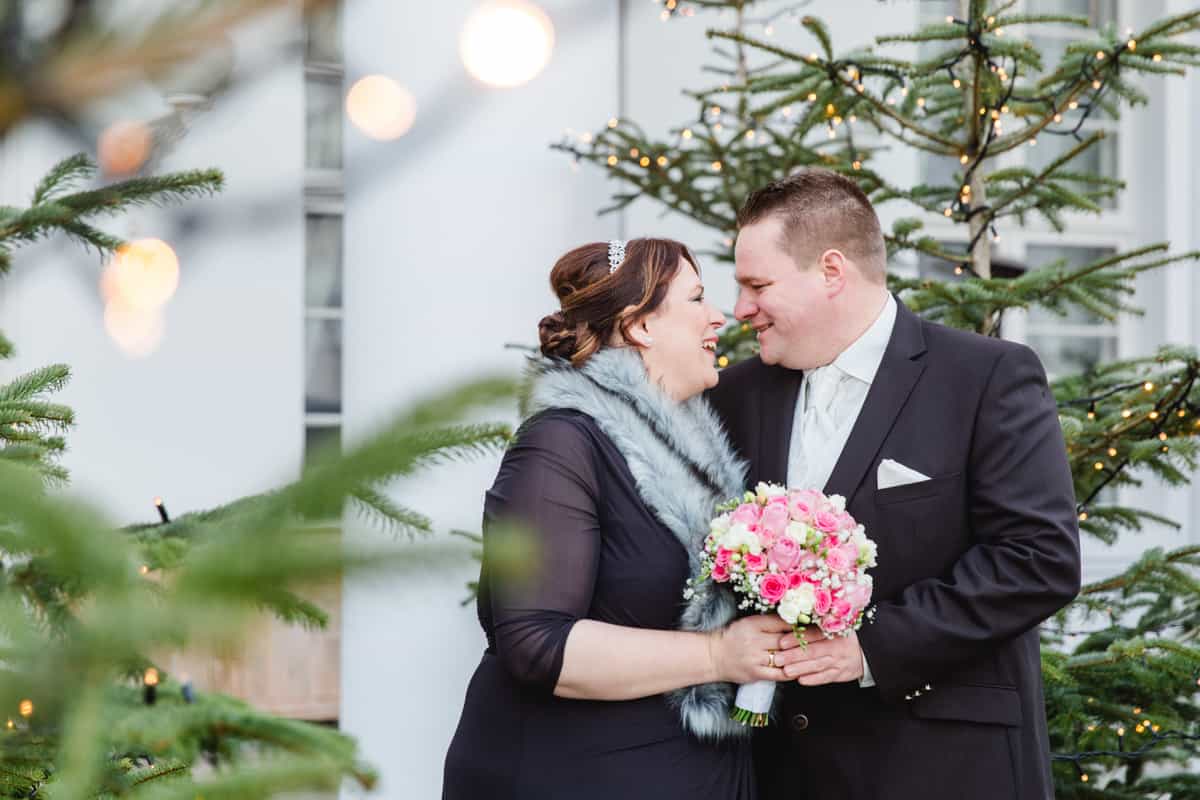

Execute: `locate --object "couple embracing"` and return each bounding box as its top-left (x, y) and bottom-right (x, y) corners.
top-left (443, 169), bottom-right (1081, 799)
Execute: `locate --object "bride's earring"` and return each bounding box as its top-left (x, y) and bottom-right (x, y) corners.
top-left (644, 337), bottom-right (654, 345)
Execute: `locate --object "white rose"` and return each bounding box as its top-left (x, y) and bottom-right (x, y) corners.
top-left (710, 513), bottom-right (732, 536)
top-left (756, 481), bottom-right (788, 500)
top-left (828, 494), bottom-right (846, 512)
top-left (784, 521), bottom-right (808, 544)
top-left (777, 584), bottom-right (816, 624)
top-left (720, 522), bottom-right (763, 554)
top-left (858, 538), bottom-right (878, 567)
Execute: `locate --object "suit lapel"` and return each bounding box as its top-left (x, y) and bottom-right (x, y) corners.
top-left (758, 363), bottom-right (802, 484)
top-left (823, 299), bottom-right (928, 503)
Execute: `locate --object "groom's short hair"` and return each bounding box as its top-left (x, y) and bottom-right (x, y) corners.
top-left (737, 168), bottom-right (887, 283)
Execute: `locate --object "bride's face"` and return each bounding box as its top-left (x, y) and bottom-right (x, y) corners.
top-left (633, 259), bottom-right (726, 402)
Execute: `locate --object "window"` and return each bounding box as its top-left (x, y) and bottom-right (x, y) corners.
top-left (1023, 244), bottom-right (1119, 378)
top-left (304, 4), bottom-right (344, 467)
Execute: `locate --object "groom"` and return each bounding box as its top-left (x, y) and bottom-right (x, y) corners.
top-left (706, 169), bottom-right (1081, 799)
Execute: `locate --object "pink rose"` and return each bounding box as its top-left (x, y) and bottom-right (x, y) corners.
top-left (787, 489), bottom-right (821, 519)
top-left (813, 586), bottom-right (833, 616)
top-left (730, 503), bottom-right (762, 528)
top-left (760, 504), bottom-right (790, 538)
top-left (832, 597), bottom-right (854, 620)
top-left (759, 573), bottom-right (787, 604)
top-left (744, 552), bottom-right (768, 573)
top-left (835, 511), bottom-right (856, 531)
top-left (786, 571), bottom-right (805, 589)
top-left (814, 510), bottom-right (840, 533)
top-left (842, 581), bottom-right (872, 610)
top-left (711, 563), bottom-right (730, 582)
top-left (822, 616), bottom-right (848, 634)
top-left (801, 568), bottom-right (823, 585)
top-left (769, 537), bottom-right (803, 572)
top-left (821, 534), bottom-right (841, 552)
top-left (825, 543), bottom-right (856, 574)
top-left (839, 541), bottom-right (860, 567)
top-left (715, 548), bottom-right (732, 568)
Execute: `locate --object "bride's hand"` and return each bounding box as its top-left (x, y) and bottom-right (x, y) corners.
top-left (707, 614), bottom-right (795, 684)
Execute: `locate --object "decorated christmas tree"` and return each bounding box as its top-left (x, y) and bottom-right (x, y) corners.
top-left (559, 1), bottom-right (1200, 794)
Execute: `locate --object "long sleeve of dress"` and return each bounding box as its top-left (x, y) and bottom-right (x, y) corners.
top-left (480, 411), bottom-right (602, 692)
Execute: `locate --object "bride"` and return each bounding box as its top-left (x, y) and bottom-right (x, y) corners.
top-left (442, 238), bottom-right (791, 799)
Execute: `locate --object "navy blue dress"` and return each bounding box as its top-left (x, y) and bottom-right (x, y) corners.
top-left (443, 409), bottom-right (754, 799)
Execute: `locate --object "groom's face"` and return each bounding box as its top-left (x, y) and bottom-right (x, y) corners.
top-left (733, 216), bottom-right (833, 370)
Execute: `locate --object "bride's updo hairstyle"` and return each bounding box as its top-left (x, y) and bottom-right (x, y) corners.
top-left (538, 238), bottom-right (700, 367)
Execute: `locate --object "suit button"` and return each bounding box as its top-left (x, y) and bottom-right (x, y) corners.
top-left (790, 713), bottom-right (809, 732)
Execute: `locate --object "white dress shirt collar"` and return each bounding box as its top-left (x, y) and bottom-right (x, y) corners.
top-left (825, 292), bottom-right (897, 386)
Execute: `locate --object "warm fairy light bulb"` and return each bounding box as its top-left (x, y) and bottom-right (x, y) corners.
top-left (606, 155), bottom-right (618, 166)
top-left (944, 208), bottom-right (953, 217)
top-left (608, 117), bottom-right (618, 128)
top-left (18, 700), bottom-right (32, 718)
top-left (656, 155), bottom-right (668, 166)
top-left (718, 356), bottom-right (729, 368)
top-left (745, 129), bottom-right (755, 140)
top-left (1096, 50), bottom-right (1106, 60)
top-left (638, 156), bottom-right (650, 167)
top-left (143, 668), bottom-right (160, 687)
top-left (630, 147), bottom-right (639, 157)
top-left (711, 161), bottom-right (722, 172)
top-left (139, 564), bottom-right (150, 575)
top-left (1153, 53), bottom-right (1163, 62)
top-left (1108, 448), bottom-right (1117, 457)
top-left (1122, 409), bottom-right (1133, 418)
top-left (1094, 461), bottom-right (1105, 471)
top-left (1149, 411), bottom-right (1160, 420)
top-left (1144, 381), bottom-right (1155, 391)
top-left (345, 76), bottom-right (417, 140)
top-left (98, 120), bottom-right (153, 176)
top-left (104, 303), bottom-right (164, 358)
top-left (1081, 774), bottom-right (1089, 783)
top-left (959, 154), bottom-right (969, 164)
top-left (1092, 80), bottom-right (1102, 89)
top-left (1078, 511), bottom-right (1088, 521)
top-left (953, 78), bottom-right (961, 88)
top-left (460, 1), bottom-right (554, 88)
top-left (4, 719), bottom-right (11, 730)
top-left (1128, 39), bottom-right (1137, 50)
top-left (101, 239), bottom-right (180, 311)
top-left (681, 128), bottom-right (693, 139)
top-left (1069, 101), bottom-right (1079, 110)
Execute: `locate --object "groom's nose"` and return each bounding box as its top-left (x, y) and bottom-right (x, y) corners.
top-left (733, 290), bottom-right (756, 322)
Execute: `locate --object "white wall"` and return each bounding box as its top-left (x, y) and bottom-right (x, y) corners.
top-left (338, 2), bottom-right (619, 798)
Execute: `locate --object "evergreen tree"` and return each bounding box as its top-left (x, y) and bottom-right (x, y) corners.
top-left (559, 1), bottom-right (1200, 794)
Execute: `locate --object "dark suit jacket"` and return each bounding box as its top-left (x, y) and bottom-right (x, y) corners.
top-left (705, 299), bottom-right (1081, 800)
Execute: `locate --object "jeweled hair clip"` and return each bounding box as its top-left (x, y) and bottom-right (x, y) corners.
top-left (607, 239), bottom-right (626, 274)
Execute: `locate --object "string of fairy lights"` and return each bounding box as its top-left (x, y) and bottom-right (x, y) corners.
top-left (5, 497), bottom-right (192, 737)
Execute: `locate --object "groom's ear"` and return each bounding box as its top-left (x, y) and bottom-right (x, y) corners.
top-left (819, 249), bottom-right (848, 295)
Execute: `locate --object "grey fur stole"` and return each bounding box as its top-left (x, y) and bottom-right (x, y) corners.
top-left (524, 347), bottom-right (751, 740)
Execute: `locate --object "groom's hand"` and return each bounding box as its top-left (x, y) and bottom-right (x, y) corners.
top-left (773, 629), bottom-right (865, 686)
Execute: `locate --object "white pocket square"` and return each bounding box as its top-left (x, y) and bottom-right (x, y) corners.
top-left (877, 459), bottom-right (931, 490)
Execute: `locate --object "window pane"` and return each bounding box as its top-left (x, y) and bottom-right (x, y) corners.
top-left (305, 425), bottom-right (341, 466)
top-left (306, 3), bottom-right (342, 65)
top-left (1026, 131), bottom-right (1118, 209)
top-left (306, 319), bottom-right (342, 414)
top-left (916, 241), bottom-right (969, 280)
top-left (919, 152), bottom-right (960, 192)
top-left (306, 76), bottom-right (343, 170)
top-left (1025, 333), bottom-right (1117, 376)
top-left (306, 214), bottom-right (343, 308)
top-left (1026, 245), bottom-right (1115, 325)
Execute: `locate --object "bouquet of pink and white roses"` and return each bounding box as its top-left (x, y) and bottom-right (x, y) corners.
top-left (686, 481), bottom-right (878, 726)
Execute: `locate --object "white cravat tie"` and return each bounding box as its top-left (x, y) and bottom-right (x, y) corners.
top-left (796, 364), bottom-right (849, 489)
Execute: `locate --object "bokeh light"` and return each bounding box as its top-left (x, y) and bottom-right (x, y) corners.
top-left (97, 120), bottom-right (152, 176)
top-left (460, 1), bottom-right (555, 88)
top-left (99, 238), bottom-right (180, 311)
top-left (345, 75), bottom-right (417, 140)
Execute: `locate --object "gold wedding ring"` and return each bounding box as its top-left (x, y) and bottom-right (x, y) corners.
top-left (767, 650), bottom-right (777, 669)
